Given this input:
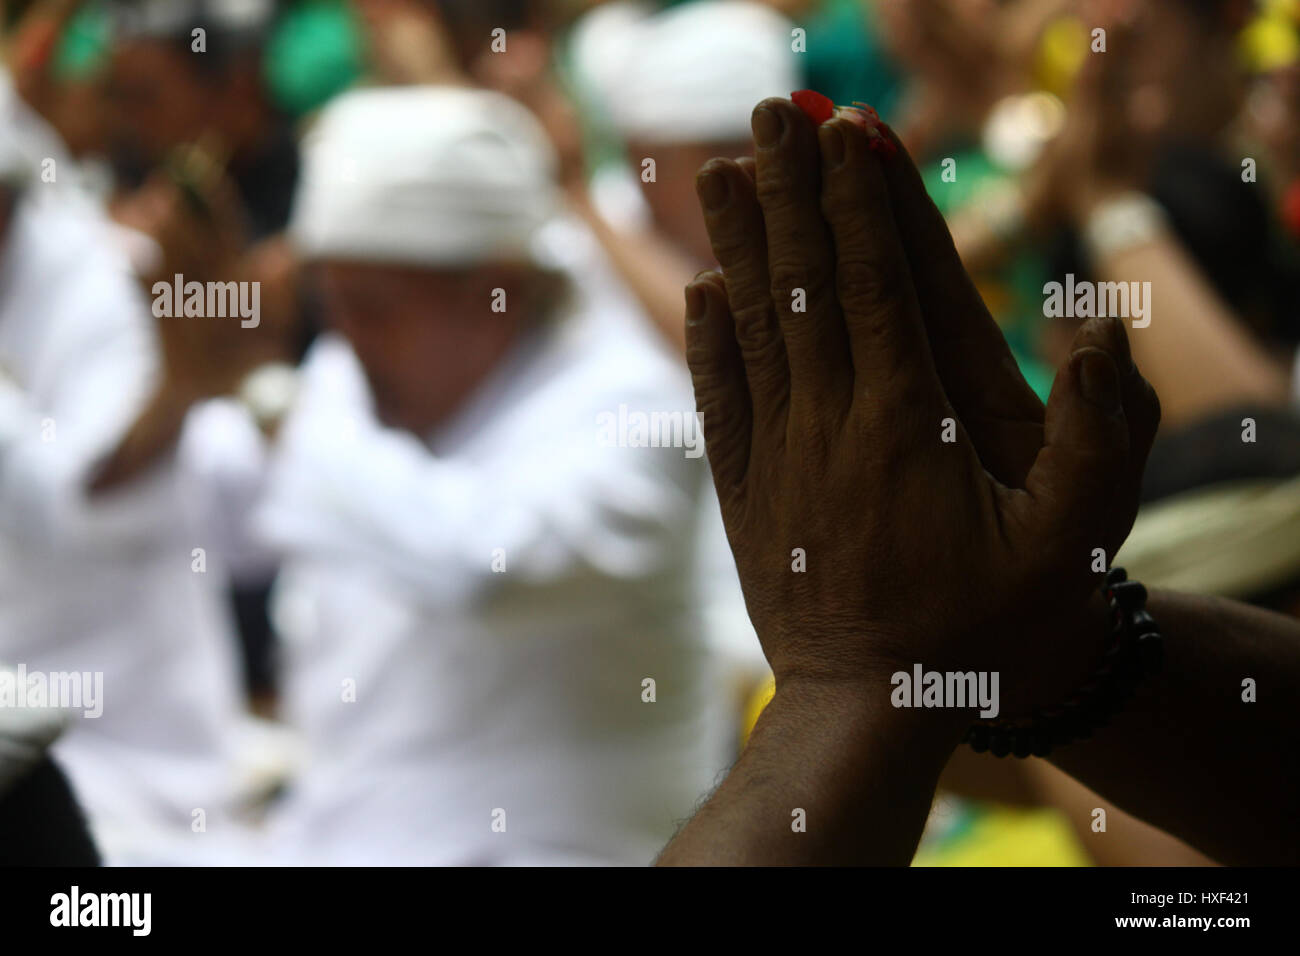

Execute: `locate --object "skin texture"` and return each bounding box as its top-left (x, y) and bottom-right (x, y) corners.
top-left (658, 95), bottom-right (1300, 866)
top-left (683, 98), bottom-right (1157, 715)
top-left (658, 96), bottom-right (1159, 865)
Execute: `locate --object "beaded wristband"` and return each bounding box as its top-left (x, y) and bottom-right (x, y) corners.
top-left (964, 567), bottom-right (1163, 758)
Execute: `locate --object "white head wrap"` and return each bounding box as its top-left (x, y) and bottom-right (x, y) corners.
top-left (572, 0), bottom-right (798, 145)
top-left (111, 0), bottom-right (275, 39)
top-left (290, 86), bottom-right (560, 268)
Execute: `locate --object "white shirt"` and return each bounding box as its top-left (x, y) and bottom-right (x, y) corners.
top-left (0, 101), bottom-right (244, 863)
top-left (257, 231), bottom-right (730, 865)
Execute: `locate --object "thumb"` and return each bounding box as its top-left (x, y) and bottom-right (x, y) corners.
top-left (1024, 336), bottom-right (1131, 565)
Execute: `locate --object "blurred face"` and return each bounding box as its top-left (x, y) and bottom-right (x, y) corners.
top-left (107, 40), bottom-right (215, 167)
top-left (871, 0), bottom-right (998, 77)
top-left (1082, 0), bottom-right (1245, 137)
top-left (314, 260), bottom-right (543, 434)
top-left (628, 138), bottom-right (752, 265)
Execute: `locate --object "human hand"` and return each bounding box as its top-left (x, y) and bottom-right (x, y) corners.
top-left (685, 97), bottom-right (1160, 720)
top-left (1021, 20), bottom-right (1158, 230)
top-left (111, 155), bottom-right (270, 399)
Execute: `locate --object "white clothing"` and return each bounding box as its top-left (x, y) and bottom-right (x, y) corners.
top-left (0, 85), bottom-right (244, 863)
top-left (258, 229), bottom-right (729, 865)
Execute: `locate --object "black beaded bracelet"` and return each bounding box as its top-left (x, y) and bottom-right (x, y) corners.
top-left (964, 567), bottom-right (1163, 759)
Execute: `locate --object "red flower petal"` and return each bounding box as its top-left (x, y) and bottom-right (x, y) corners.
top-left (791, 89), bottom-right (834, 126)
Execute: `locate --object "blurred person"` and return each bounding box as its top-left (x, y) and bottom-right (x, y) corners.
top-left (952, 0), bottom-right (1299, 424)
top-left (861, 0), bottom-right (1075, 401)
top-left (0, 662), bottom-right (100, 865)
top-left (565, 0), bottom-right (802, 716)
top-left (1245, 40), bottom-right (1300, 243)
top-left (568, 0), bottom-right (799, 351)
top-left (102, 0), bottom-right (312, 711)
top-left (1022, 11), bottom-right (1295, 424)
top-left (1, 0), bottom-right (109, 161)
top-left (256, 86), bottom-right (728, 865)
top-left (104, 0), bottom-right (296, 238)
top-left (0, 69), bottom-right (247, 863)
top-left (926, 2), bottom-right (1300, 865)
top-left (870, 0), bottom-right (1071, 160)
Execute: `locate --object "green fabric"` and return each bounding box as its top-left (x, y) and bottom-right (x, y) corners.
top-left (798, 0), bottom-right (900, 118)
top-left (922, 148), bottom-right (1055, 403)
top-left (264, 0), bottom-right (363, 118)
top-left (52, 2), bottom-right (110, 80)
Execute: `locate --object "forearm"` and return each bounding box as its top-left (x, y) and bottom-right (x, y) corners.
top-left (1049, 588), bottom-right (1300, 865)
top-left (1094, 237), bottom-right (1290, 425)
top-left (658, 676), bottom-right (964, 866)
top-left (88, 380), bottom-right (196, 495)
top-left (569, 191), bottom-right (695, 353)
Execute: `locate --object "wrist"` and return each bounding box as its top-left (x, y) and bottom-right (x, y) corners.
top-left (964, 571), bottom-right (1160, 757)
top-left (1078, 190), bottom-right (1167, 260)
top-left (771, 668), bottom-right (969, 760)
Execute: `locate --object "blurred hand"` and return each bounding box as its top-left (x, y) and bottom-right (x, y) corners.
top-left (472, 32), bottom-right (587, 193)
top-left (1022, 20), bottom-right (1157, 229)
top-left (111, 162), bottom-right (277, 398)
top-left (685, 98), bottom-right (1160, 717)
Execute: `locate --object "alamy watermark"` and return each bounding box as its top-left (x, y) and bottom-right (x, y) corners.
top-left (891, 664), bottom-right (999, 718)
top-left (596, 404), bottom-right (704, 459)
top-left (0, 664), bottom-right (103, 718)
top-left (1043, 274), bottom-right (1151, 328)
top-left (152, 274), bottom-right (260, 328)
top-left (50, 886), bottom-right (150, 936)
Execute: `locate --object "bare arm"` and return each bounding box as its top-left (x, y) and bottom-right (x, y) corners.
top-left (1090, 233), bottom-right (1291, 426)
top-left (1049, 589), bottom-right (1300, 865)
top-left (568, 188), bottom-right (696, 354)
top-left (658, 677), bottom-right (963, 866)
top-left (87, 380), bottom-right (197, 494)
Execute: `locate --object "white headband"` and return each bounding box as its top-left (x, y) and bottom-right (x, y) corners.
top-left (290, 86), bottom-right (560, 268)
top-left (573, 0), bottom-right (799, 145)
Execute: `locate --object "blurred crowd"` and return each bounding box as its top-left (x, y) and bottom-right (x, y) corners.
top-left (1, 0), bottom-right (1298, 866)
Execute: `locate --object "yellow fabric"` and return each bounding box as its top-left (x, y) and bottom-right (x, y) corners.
top-left (912, 806), bottom-right (1091, 867)
top-left (741, 673), bottom-right (775, 747)
top-left (1033, 5), bottom-right (1300, 90)
top-left (1035, 18), bottom-right (1088, 98)
top-left (1242, 0), bottom-right (1300, 72)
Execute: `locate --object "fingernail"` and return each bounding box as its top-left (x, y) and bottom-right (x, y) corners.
top-left (1076, 349), bottom-right (1121, 411)
top-left (834, 106), bottom-right (898, 159)
top-left (818, 124), bottom-right (846, 168)
top-left (752, 106), bottom-right (784, 148)
top-left (697, 169), bottom-right (730, 211)
top-left (684, 282), bottom-right (706, 324)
